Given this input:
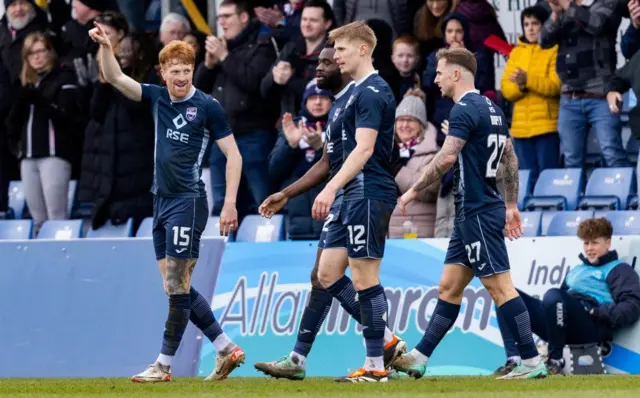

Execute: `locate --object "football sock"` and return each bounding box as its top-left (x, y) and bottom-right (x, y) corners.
top-left (499, 296), bottom-right (540, 362)
top-left (358, 284), bottom-right (387, 372)
top-left (293, 287), bottom-right (333, 358)
top-left (289, 351), bottom-right (307, 368)
top-left (496, 305), bottom-right (520, 359)
top-left (189, 287), bottom-right (235, 354)
top-left (415, 299), bottom-right (460, 358)
top-left (160, 294), bottom-right (191, 360)
top-left (157, 353), bottom-right (173, 367)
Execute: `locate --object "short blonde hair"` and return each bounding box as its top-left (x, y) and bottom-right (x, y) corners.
top-left (21, 32), bottom-right (57, 86)
top-left (435, 47), bottom-right (477, 76)
top-left (159, 40), bottom-right (195, 68)
top-left (328, 21), bottom-right (377, 53)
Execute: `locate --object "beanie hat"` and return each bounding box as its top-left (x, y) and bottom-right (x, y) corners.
top-left (302, 84), bottom-right (333, 104)
top-left (5, 0), bottom-right (35, 9)
top-left (396, 95), bottom-right (427, 128)
top-left (77, 0), bottom-right (118, 12)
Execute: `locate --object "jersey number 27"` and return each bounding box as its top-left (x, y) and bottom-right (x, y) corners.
top-left (486, 134), bottom-right (506, 178)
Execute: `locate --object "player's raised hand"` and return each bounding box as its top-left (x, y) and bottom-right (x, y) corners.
top-left (312, 186), bottom-right (336, 221)
top-left (505, 207), bottom-right (523, 241)
top-left (398, 188), bottom-right (418, 216)
top-left (219, 203), bottom-right (238, 236)
top-left (259, 192), bottom-right (288, 219)
top-left (88, 22), bottom-right (112, 50)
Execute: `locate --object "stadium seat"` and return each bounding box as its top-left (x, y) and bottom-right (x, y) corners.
top-left (0, 220), bottom-right (33, 240)
top-left (600, 211), bottom-right (640, 235)
top-left (518, 169), bottom-right (532, 210)
top-left (86, 218), bottom-right (134, 238)
top-left (579, 168), bottom-right (636, 210)
top-left (520, 211), bottom-right (542, 237)
top-left (135, 217), bottom-right (154, 237)
top-left (202, 217), bottom-right (236, 240)
top-left (67, 180), bottom-right (77, 217)
top-left (629, 195), bottom-right (639, 210)
top-left (37, 220), bottom-right (83, 239)
top-left (539, 211), bottom-right (556, 236)
top-left (525, 168), bottom-right (583, 211)
top-left (546, 211), bottom-right (594, 237)
top-left (8, 181), bottom-right (25, 219)
top-left (236, 215), bottom-right (285, 242)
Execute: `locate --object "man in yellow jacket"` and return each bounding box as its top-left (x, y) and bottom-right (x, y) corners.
top-left (501, 6), bottom-right (561, 186)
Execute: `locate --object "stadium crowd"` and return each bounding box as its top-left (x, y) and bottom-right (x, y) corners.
top-left (0, 0), bottom-right (639, 241)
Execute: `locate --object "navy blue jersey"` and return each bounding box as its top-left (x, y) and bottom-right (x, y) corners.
top-left (447, 91), bottom-right (509, 220)
top-left (326, 82), bottom-right (354, 179)
top-left (141, 84), bottom-right (232, 198)
top-left (341, 72), bottom-right (397, 203)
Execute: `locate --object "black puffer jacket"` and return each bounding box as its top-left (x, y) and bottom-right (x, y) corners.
top-left (77, 70), bottom-right (157, 229)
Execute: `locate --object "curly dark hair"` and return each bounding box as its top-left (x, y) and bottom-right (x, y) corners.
top-left (577, 218), bottom-right (613, 241)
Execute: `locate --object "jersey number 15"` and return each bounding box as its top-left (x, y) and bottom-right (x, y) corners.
top-left (486, 134), bottom-right (506, 178)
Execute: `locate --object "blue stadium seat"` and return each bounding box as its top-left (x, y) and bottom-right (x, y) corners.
top-left (86, 218), bottom-right (134, 238)
top-left (601, 211), bottom-right (640, 235)
top-left (525, 168), bottom-right (583, 211)
top-left (203, 217), bottom-right (236, 240)
top-left (0, 220), bottom-right (33, 240)
top-left (518, 169), bottom-right (532, 210)
top-left (37, 220), bottom-right (84, 239)
top-left (135, 217), bottom-right (154, 237)
top-left (546, 211), bottom-right (594, 237)
top-left (236, 215), bottom-right (285, 242)
top-left (539, 211), bottom-right (556, 236)
top-left (579, 168), bottom-right (636, 210)
top-left (520, 211), bottom-right (542, 237)
top-left (629, 195), bottom-right (639, 210)
top-left (8, 181), bottom-right (25, 219)
top-left (67, 180), bottom-right (77, 217)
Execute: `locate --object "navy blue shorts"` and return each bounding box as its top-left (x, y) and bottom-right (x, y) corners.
top-left (444, 206), bottom-right (510, 277)
top-left (318, 199), bottom-right (347, 250)
top-left (152, 196), bottom-right (209, 260)
top-left (342, 199), bottom-right (394, 259)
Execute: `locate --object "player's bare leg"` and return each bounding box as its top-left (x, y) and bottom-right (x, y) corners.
top-left (481, 272), bottom-right (546, 380)
top-left (392, 263), bottom-right (474, 379)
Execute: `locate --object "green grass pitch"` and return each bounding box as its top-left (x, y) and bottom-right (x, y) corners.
top-left (0, 375), bottom-right (639, 397)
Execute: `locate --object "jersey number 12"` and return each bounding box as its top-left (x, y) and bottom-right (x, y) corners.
top-left (486, 134), bottom-right (507, 178)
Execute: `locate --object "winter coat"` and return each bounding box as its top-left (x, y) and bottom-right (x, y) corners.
top-left (6, 66), bottom-right (82, 165)
top-left (500, 37), bottom-right (561, 139)
top-left (389, 122), bottom-right (440, 238)
top-left (608, 49), bottom-right (640, 139)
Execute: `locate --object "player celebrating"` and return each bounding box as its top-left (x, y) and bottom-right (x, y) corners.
top-left (308, 22), bottom-right (397, 383)
top-left (254, 45), bottom-right (406, 381)
top-left (89, 23), bottom-right (246, 383)
top-left (391, 47), bottom-right (548, 380)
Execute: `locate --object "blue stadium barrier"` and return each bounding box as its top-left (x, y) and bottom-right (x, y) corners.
top-left (0, 220), bottom-right (33, 240)
top-left (236, 215), bottom-right (284, 242)
top-left (518, 169), bottom-right (531, 210)
top-left (86, 218), bottom-right (134, 238)
top-left (601, 211), bottom-right (640, 235)
top-left (526, 168), bottom-right (583, 211)
top-left (579, 168), bottom-right (636, 210)
top-left (546, 211), bottom-right (594, 237)
top-left (136, 217), bottom-right (154, 237)
top-left (520, 211), bottom-right (542, 237)
top-left (37, 220), bottom-right (84, 239)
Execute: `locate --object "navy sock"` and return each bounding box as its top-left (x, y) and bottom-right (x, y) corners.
top-left (499, 296), bottom-right (538, 360)
top-left (161, 293), bottom-right (191, 356)
top-left (189, 287), bottom-right (223, 343)
top-left (415, 299), bottom-right (460, 357)
top-left (326, 275), bottom-right (361, 323)
top-left (293, 287), bottom-right (333, 357)
top-left (358, 284), bottom-right (387, 357)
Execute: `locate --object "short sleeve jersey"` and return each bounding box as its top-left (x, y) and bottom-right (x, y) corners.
top-left (447, 91), bottom-right (509, 220)
top-left (340, 72), bottom-right (397, 204)
top-left (141, 84), bottom-right (232, 198)
top-left (326, 82), bottom-right (355, 205)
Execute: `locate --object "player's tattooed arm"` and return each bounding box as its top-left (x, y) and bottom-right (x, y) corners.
top-left (499, 138), bottom-right (519, 207)
top-left (412, 136), bottom-right (466, 192)
top-left (165, 256), bottom-right (196, 295)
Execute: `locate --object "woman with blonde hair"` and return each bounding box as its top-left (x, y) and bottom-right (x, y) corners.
top-left (6, 32), bottom-right (81, 232)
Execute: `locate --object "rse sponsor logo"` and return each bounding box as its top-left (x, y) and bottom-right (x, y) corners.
top-left (167, 129), bottom-right (189, 143)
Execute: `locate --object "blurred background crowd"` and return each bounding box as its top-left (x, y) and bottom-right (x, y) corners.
top-left (0, 0), bottom-right (638, 240)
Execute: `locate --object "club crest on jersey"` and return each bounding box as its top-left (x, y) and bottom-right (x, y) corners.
top-left (186, 107), bottom-right (197, 121)
top-left (332, 107), bottom-right (342, 122)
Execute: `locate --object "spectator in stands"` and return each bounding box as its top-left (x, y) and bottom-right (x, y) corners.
top-left (158, 12), bottom-right (190, 47)
top-left (183, 31), bottom-right (204, 68)
top-left (500, 6), bottom-right (560, 187)
top-left (540, 0), bottom-right (629, 169)
top-left (268, 83), bottom-right (332, 239)
top-left (255, 0), bottom-right (303, 49)
top-left (5, 32), bottom-right (81, 231)
top-left (76, 32), bottom-right (157, 230)
top-left (391, 36), bottom-right (422, 105)
top-left (389, 95), bottom-right (439, 238)
top-left (333, 0), bottom-right (412, 37)
top-left (260, 0), bottom-right (333, 118)
top-left (621, 0), bottom-right (640, 59)
top-left (454, 0), bottom-right (506, 55)
top-left (366, 18), bottom-right (402, 94)
top-left (94, 11), bottom-right (128, 51)
top-left (195, 0), bottom-right (279, 220)
top-left (413, 0), bottom-right (458, 59)
top-left (494, 218), bottom-right (640, 376)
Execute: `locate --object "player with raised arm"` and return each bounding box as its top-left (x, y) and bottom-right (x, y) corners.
top-left (253, 44), bottom-right (406, 381)
top-left (89, 23), bottom-right (246, 383)
top-left (305, 22), bottom-right (398, 383)
top-left (391, 47), bottom-right (548, 380)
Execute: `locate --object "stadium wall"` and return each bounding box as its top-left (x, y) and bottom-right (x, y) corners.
top-left (1, 236), bottom-right (639, 378)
